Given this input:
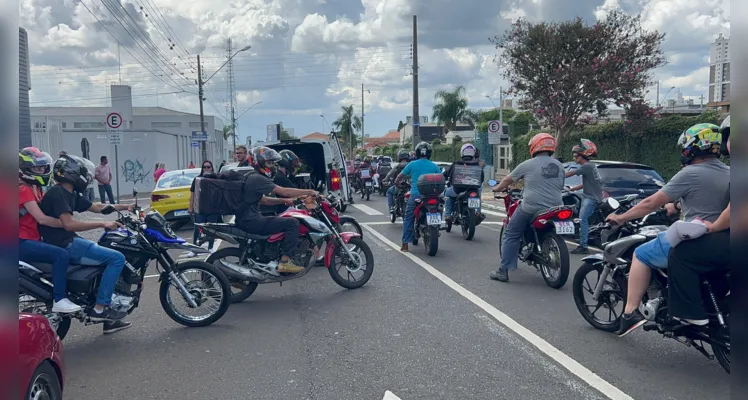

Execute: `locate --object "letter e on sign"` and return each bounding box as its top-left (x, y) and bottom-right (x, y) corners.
top-left (488, 120), bottom-right (501, 134)
top-left (106, 112), bottom-right (123, 129)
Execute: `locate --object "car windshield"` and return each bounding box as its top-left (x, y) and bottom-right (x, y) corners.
top-left (598, 166), bottom-right (665, 188)
top-left (156, 170), bottom-right (200, 189)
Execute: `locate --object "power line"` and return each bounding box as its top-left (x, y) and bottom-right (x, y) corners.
top-left (30, 89), bottom-right (189, 105)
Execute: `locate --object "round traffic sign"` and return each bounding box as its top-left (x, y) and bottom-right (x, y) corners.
top-left (106, 112), bottom-right (123, 129)
top-left (488, 120), bottom-right (501, 133)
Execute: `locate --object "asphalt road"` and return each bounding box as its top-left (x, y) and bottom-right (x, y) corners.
top-left (60, 194), bottom-right (729, 400)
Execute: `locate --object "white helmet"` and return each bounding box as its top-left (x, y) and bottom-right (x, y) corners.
top-left (460, 143), bottom-right (476, 160)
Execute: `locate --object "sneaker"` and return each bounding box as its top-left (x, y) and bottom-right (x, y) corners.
top-left (489, 269), bottom-right (509, 282)
top-left (103, 320), bottom-right (132, 334)
top-left (87, 306), bottom-right (126, 322)
top-left (617, 310), bottom-right (646, 337)
top-left (571, 246), bottom-right (589, 254)
top-left (278, 259), bottom-right (304, 274)
top-left (52, 298), bottom-right (82, 313)
top-left (400, 243), bottom-right (409, 252)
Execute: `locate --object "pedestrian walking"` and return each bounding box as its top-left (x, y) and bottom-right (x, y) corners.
top-left (154, 163), bottom-right (166, 182)
top-left (95, 156), bottom-right (115, 204)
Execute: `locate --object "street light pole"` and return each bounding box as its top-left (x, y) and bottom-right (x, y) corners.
top-left (232, 100), bottom-right (262, 153)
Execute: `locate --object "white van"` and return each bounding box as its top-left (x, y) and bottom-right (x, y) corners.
top-left (267, 132), bottom-right (352, 212)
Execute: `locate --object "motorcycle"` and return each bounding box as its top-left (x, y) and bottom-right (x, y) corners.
top-left (490, 180), bottom-right (574, 289)
top-left (411, 174), bottom-right (446, 256)
top-left (389, 181), bottom-right (410, 224)
top-left (358, 169), bottom-right (373, 201)
top-left (444, 186), bottom-right (483, 241)
top-left (572, 209), bottom-right (730, 374)
top-left (198, 195), bottom-right (374, 303)
top-left (18, 190), bottom-right (232, 340)
top-left (376, 164), bottom-right (392, 195)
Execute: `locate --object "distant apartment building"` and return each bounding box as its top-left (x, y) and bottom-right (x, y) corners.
top-left (19, 27), bottom-right (32, 148)
top-left (708, 33), bottom-right (730, 112)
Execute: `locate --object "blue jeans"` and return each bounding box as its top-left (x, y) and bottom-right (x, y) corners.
top-left (98, 184), bottom-right (115, 204)
top-left (634, 231), bottom-right (670, 269)
top-left (66, 237), bottom-right (125, 305)
top-left (19, 239), bottom-right (71, 301)
top-left (500, 208), bottom-right (535, 270)
top-left (443, 187), bottom-right (482, 217)
top-left (387, 186), bottom-right (397, 209)
top-left (193, 214), bottom-right (220, 249)
top-left (578, 198), bottom-right (597, 248)
top-left (401, 193), bottom-right (421, 244)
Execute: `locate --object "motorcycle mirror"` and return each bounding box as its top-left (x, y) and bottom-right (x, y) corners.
top-left (101, 204), bottom-right (116, 215)
top-left (488, 179), bottom-right (498, 187)
top-left (606, 197), bottom-right (620, 210)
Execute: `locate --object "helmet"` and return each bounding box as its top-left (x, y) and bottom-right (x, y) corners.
top-left (363, 155), bottom-right (372, 163)
top-left (278, 149), bottom-right (300, 176)
top-left (19, 147), bottom-right (53, 186)
top-left (397, 150), bottom-right (409, 162)
top-left (460, 143), bottom-right (477, 160)
top-left (571, 138), bottom-right (598, 159)
top-left (251, 146), bottom-right (282, 178)
top-left (52, 154), bottom-right (89, 192)
top-left (529, 133), bottom-right (556, 157)
top-left (677, 123), bottom-right (722, 165)
top-left (719, 115), bottom-right (730, 157)
top-left (355, 154), bottom-right (362, 161)
top-left (409, 151), bottom-right (416, 161)
top-left (415, 141), bottom-right (432, 159)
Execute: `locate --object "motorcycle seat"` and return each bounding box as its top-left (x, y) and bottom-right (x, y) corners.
top-left (202, 223), bottom-right (271, 240)
top-left (532, 205), bottom-right (574, 221)
top-left (23, 262), bottom-right (105, 275)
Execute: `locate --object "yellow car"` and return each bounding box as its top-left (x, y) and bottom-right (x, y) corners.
top-left (150, 168), bottom-right (201, 229)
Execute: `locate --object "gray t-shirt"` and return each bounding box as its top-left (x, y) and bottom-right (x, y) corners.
top-left (574, 162), bottom-right (603, 203)
top-left (510, 155), bottom-right (565, 214)
top-left (661, 158), bottom-right (730, 222)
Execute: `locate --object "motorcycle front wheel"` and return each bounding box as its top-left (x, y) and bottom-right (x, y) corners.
top-left (328, 237), bottom-right (374, 289)
top-left (572, 262), bottom-right (627, 332)
top-left (539, 232), bottom-right (570, 289)
top-left (159, 261), bottom-right (231, 327)
top-left (337, 216), bottom-right (364, 238)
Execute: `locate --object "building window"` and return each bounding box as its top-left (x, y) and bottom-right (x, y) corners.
top-left (152, 122), bottom-right (182, 128)
top-left (73, 122), bottom-right (105, 129)
top-left (34, 121), bottom-right (46, 130)
top-left (61, 122), bottom-right (66, 129)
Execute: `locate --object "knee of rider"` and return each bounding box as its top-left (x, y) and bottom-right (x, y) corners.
top-left (285, 218), bottom-right (300, 231)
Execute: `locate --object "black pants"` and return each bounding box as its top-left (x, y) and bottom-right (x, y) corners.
top-left (239, 216), bottom-right (300, 257)
top-left (668, 230), bottom-right (730, 320)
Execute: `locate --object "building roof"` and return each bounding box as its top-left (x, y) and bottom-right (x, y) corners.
top-left (301, 132), bottom-right (330, 140)
top-left (382, 130), bottom-right (400, 141)
top-left (30, 106), bottom-right (212, 118)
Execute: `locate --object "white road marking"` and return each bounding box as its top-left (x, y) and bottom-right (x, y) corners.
top-left (482, 209), bottom-right (507, 217)
top-left (352, 204), bottom-right (384, 215)
top-left (362, 225), bottom-right (634, 400)
top-left (383, 391), bottom-right (402, 400)
top-left (361, 221), bottom-right (503, 226)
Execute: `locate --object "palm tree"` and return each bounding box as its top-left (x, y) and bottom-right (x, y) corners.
top-left (431, 85), bottom-right (470, 136)
top-left (333, 105), bottom-right (362, 157)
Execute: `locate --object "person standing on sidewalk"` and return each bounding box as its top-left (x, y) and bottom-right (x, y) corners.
top-left (154, 163), bottom-right (167, 182)
top-left (564, 139), bottom-right (602, 254)
top-left (94, 156), bottom-right (115, 204)
top-left (235, 145), bottom-right (250, 167)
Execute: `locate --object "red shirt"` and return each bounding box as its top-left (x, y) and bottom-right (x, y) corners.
top-left (19, 184), bottom-right (43, 241)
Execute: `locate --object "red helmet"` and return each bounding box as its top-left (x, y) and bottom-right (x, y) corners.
top-left (529, 133), bottom-right (556, 157)
top-left (571, 138), bottom-right (598, 159)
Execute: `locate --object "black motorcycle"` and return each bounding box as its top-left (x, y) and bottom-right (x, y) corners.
top-left (572, 210), bottom-right (730, 373)
top-left (19, 192), bottom-right (232, 340)
top-left (444, 186), bottom-right (483, 240)
top-left (389, 181), bottom-right (410, 223)
top-left (376, 164), bottom-right (392, 195)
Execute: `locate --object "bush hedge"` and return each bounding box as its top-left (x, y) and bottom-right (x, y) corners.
top-left (510, 111), bottom-right (724, 180)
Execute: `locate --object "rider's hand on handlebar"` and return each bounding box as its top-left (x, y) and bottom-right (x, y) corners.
top-left (665, 203), bottom-right (679, 217)
top-left (606, 213), bottom-right (625, 226)
top-left (102, 221), bottom-right (122, 231)
top-left (284, 198), bottom-right (296, 206)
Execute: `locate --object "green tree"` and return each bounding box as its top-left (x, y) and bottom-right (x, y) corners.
top-left (453, 135), bottom-right (463, 144)
top-left (431, 85), bottom-right (471, 136)
top-left (431, 139), bottom-right (442, 147)
top-left (509, 112), bottom-right (535, 137)
top-left (333, 105), bottom-right (362, 150)
top-left (279, 128), bottom-right (294, 140)
top-left (223, 125), bottom-right (233, 140)
top-left (490, 10), bottom-right (666, 141)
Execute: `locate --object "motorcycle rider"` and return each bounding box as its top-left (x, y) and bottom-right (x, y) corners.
top-left (489, 133), bottom-right (565, 282)
top-left (667, 116), bottom-right (731, 327)
top-left (606, 123), bottom-right (729, 336)
top-left (395, 142), bottom-right (442, 252)
top-left (237, 147), bottom-right (318, 274)
top-left (275, 149), bottom-right (300, 189)
top-left (385, 150), bottom-right (411, 213)
top-left (442, 143), bottom-right (485, 224)
top-left (564, 139), bottom-right (602, 254)
top-left (356, 155), bottom-right (374, 192)
top-left (39, 155), bottom-right (134, 331)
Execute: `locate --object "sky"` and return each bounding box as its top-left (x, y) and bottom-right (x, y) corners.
top-left (21, 0), bottom-right (729, 145)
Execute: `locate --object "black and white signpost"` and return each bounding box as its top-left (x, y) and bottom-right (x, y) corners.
top-left (106, 112), bottom-right (123, 203)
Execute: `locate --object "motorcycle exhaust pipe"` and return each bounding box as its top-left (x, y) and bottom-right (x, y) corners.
top-left (19, 274), bottom-right (54, 303)
top-left (217, 260), bottom-right (254, 280)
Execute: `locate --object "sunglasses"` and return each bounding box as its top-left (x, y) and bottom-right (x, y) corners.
top-left (202, 165), bottom-right (213, 169)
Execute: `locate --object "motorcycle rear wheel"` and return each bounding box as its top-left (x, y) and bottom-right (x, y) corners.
top-left (425, 225), bottom-right (439, 256)
top-left (390, 209), bottom-right (397, 223)
top-left (328, 237), bottom-right (374, 289)
top-left (461, 209), bottom-right (476, 240)
top-left (572, 262), bottom-right (627, 332)
top-left (539, 232), bottom-right (570, 289)
top-left (205, 247), bottom-right (259, 303)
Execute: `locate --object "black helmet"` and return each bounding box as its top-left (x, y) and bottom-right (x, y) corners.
top-left (52, 154), bottom-right (89, 192)
top-left (251, 146), bottom-right (282, 178)
top-left (278, 149), bottom-right (300, 176)
top-left (719, 115), bottom-right (730, 157)
top-left (409, 151), bottom-right (416, 161)
top-left (415, 141), bottom-right (432, 159)
top-left (19, 147), bottom-right (53, 186)
top-left (397, 150), bottom-right (409, 162)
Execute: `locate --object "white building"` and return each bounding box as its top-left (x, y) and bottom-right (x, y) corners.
top-left (708, 33), bottom-right (730, 112)
top-left (19, 27), bottom-right (31, 148)
top-left (31, 85), bottom-right (228, 194)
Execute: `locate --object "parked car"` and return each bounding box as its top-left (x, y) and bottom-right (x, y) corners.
top-left (267, 135), bottom-right (352, 212)
top-left (562, 160), bottom-right (667, 201)
top-left (19, 313), bottom-right (64, 400)
top-left (434, 161), bottom-right (451, 174)
top-left (150, 168), bottom-right (201, 230)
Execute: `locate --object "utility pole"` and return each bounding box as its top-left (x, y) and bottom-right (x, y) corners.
top-left (227, 38), bottom-right (238, 154)
top-left (411, 15), bottom-right (420, 150)
top-left (361, 83), bottom-right (365, 153)
top-left (656, 81), bottom-right (660, 108)
top-left (197, 54), bottom-right (207, 161)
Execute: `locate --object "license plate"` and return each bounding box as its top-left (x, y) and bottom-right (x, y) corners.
top-left (554, 221), bottom-right (575, 235)
top-left (174, 210), bottom-right (189, 217)
top-left (365, 181), bottom-right (372, 187)
top-left (467, 198), bottom-right (481, 209)
top-left (427, 213), bottom-right (442, 226)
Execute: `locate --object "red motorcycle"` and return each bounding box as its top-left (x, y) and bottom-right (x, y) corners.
top-left (198, 196), bottom-right (374, 303)
top-left (411, 174), bottom-right (446, 256)
top-left (490, 180), bottom-right (574, 289)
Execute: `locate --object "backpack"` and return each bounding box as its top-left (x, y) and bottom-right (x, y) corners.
top-left (193, 170), bottom-right (254, 215)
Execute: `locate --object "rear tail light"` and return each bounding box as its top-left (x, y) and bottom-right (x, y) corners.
top-left (557, 210), bottom-right (572, 220)
top-left (426, 198), bottom-right (438, 205)
top-left (151, 194), bottom-right (170, 202)
top-left (330, 169), bottom-right (341, 191)
top-left (469, 191), bottom-right (478, 198)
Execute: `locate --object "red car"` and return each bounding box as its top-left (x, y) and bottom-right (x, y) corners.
top-left (19, 313), bottom-right (65, 399)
